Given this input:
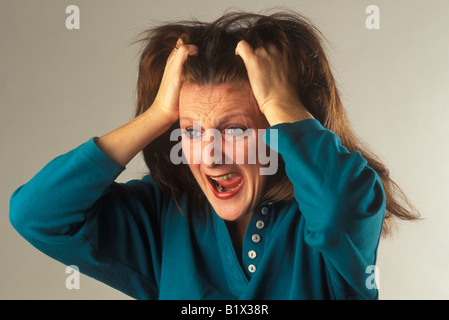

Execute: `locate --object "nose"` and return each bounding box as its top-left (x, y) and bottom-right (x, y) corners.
top-left (201, 129), bottom-right (225, 168)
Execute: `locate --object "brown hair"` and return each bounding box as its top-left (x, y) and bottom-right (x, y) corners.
top-left (133, 10), bottom-right (419, 236)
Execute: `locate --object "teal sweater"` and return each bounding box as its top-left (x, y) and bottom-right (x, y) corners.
top-left (9, 119), bottom-right (385, 299)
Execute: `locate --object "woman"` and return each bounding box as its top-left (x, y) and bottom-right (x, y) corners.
top-left (9, 11), bottom-right (419, 299)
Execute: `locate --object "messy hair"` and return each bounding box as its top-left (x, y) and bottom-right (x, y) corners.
top-left (133, 10), bottom-right (419, 236)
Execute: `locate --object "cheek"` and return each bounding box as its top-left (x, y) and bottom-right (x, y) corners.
top-left (223, 131), bottom-right (259, 165)
top-left (181, 137), bottom-right (202, 164)
top-left (187, 163), bottom-right (203, 184)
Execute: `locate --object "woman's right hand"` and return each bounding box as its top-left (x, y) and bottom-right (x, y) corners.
top-left (95, 38), bottom-right (198, 167)
top-left (151, 37), bottom-right (199, 125)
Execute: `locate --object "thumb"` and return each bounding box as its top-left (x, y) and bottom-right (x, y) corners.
top-left (235, 40), bottom-right (255, 64)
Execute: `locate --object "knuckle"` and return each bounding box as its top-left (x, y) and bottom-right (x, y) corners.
top-left (178, 44), bottom-right (195, 57)
top-left (176, 44), bottom-right (187, 53)
top-left (236, 40), bottom-right (245, 50)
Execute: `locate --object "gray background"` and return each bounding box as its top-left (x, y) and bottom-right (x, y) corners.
top-left (1, 0), bottom-right (448, 299)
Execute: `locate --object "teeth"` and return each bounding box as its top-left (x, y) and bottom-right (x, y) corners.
top-left (208, 173), bottom-right (241, 193)
top-left (209, 173), bottom-right (233, 181)
top-left (215, 184), bottom-right (239, 193)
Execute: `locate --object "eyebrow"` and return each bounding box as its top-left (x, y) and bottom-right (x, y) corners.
top-left (179, 112), bottom-right (251, 124)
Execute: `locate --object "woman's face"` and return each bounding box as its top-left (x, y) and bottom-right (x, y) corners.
top-left (179, 82), bottom-right (270, 222)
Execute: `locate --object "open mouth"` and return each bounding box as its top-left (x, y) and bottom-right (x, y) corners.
top-left (206, 172), bottom-right (244, 198)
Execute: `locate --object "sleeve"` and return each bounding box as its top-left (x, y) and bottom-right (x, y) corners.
top-left (9, 138), bottom-right (164, 300)
top-left (264, 119), bottom-right (386, 300)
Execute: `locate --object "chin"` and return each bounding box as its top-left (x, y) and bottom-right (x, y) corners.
top-left (204, 180), bottom-right (255, 222)
top-left (211, 202), bottom-right (250, 222)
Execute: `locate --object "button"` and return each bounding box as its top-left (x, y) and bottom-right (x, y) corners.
top-left (248, 250), bottom-right (257, 259)
top-left (256, 220), bottom-right (265, 229)
top-left (251, 234), bottom-right (261, 243)
top-left (261, 206), bottom-right (269, 215)
top-left (248, 264), bottom-right (257, 273)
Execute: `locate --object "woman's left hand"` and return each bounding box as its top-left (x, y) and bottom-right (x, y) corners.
top-left (235, 40), bottom-right (314, 126)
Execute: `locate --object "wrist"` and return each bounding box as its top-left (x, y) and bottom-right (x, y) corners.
top-left (262, 102), bottom-right (314, 126)
top-left (146, 104), bottom-right (179, 128)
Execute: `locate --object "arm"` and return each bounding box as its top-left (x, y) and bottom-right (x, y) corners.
top-left (9, 38), bottom-right (198, 299)
top-left (10, 37), bottom-right (197, 239)
top-left (10, 138), bottom-right (164, 299)
top-left (265, 119), bottom-right (385, 299)
top-left (96, 38), bottom-right (198, 166)
top-left (236, 40), bottom-right (385, 299)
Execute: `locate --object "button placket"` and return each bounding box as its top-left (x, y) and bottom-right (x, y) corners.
top-left (242, 203), bottom-right (271, 278)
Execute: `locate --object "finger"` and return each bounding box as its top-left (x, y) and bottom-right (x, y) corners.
top-left (184, 44), bottom-right (199, 56)
top-left (167, 39), bottom-right (198, 68)
top-left (175, 35), bottom-right (199, 56)
top-left (169, 37), bottom-right (198, 59)
top-left (175, 37), bottom-right (184, 48)
top-left (235, 40), bottom-right (255, 63)
top-left (167, 37), bottom-right (184, 60)
top-left (165, 44), bottom-right (198, 81)
top-left (174, 43), bottom-right (199, 65)
top-left (175, 34), bottom-right (194, 49)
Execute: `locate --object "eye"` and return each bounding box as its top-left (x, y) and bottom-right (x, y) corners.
top-left (224, 127), bottom-right (246, 136)
top-left (183, 128), bottom-right (202, 139)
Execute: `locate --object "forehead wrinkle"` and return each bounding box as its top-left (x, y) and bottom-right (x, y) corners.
top-left (185, 106), bottom-right (254, 127)
top-left (217, 112), bottom-right (252, 127)
top-left (179, 83), bottom-right (260, 127)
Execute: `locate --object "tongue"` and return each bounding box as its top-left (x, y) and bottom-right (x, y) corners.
top-left (215, 173), bottom-right (243, 188)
